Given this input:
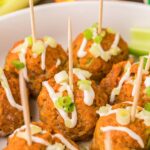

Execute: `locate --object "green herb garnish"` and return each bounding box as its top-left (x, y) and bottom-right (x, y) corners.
top-left (94, 35), bottom-right (102, 44)
top-left (101, 30), bottom-right (106, 37)
top-left (25, 36), bottom-right (33, 46)
top-left (145, 87), bottom-right (150, 97)
top-left (12, 60), bottom-right (25, 70)
top-left (55, 96), bottom-right (74, 113)
top-left (83, 29), bottom-right (93, 40)
top-left (144, 102), bottom-right (150, 112)
top-left (77, 80), bottom-right (91, 91)
top-left (107, 27), bottom-right (115, 34)
top-left (92, 23), bottom-right (98, 28)
top-left (64, 103), bottom-right (75, 113)
top-left (32, 40), bottom-right (45, 55)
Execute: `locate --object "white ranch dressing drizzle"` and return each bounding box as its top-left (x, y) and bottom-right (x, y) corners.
top-left (90, 33), bottom-right (121, 61)
top-left (9, 124), bottom-right (38, 138)
top-left (100, 126), bottom-right (144, 148)
top-left (0, 69), bottom-right (23, 111)
top-left (32, 136), bottom-right (50, 146)
top-left (110, 62), bottom-right (131, 104)
top-left (10, 124), bottom-right (77, 149)
top-left (73, 68), bottom-right (92, 80)
top-left (10, 125), bottom-right (52, 146)
top-left (43, 81), bottom-right (77, 128)
top-left (56, 59), bottom-right (61, 68)
top-left (41, 44), bottom-right (48, 70)
top-left (97, 109), bottom-right (117, 117)
top-left (77, 38), bottom-right (87, 58)
top-left (83, 88), bottom-right (95, 106)
top-left (73, 68), bottom-right (95, 106)
top-left (53, 134), bottom-right (78, 150)
top-left (111, 33), bottom-right (120, 49)
top-left (97, 103), bottom-right (143, 117)
top-left (125, 77), bottom-right (135, 85)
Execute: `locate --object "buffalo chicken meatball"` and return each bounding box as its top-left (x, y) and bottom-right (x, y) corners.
top-left (0, 69), bottom-right (23, 137)
top-left (99, 61), bottom-right (150, 107)
top-left (4, 122), bottom-right (79, 150)
top-left (5, 36), bottom-right (68, 97)
top-left (91, 103), bottom-right (150, 150)
top-left (73, 24), bottom-right (128, 81)
top-left (37, 69), bottom-right (107, 141)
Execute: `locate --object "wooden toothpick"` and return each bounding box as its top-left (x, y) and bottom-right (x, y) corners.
top-left (131, 58), bottom-right (144, 122)
top-left (68, 17), bottom-right (73, 90)
top-left (19, 71), bottom-right (32, 145)
top-left (29, 0), bottom-right (36, 43)
top-left (98, 0), bottom-right (103, 34)
top-left (145, 53), bottom-right (150, 73)
top-left (104, 132), bottom-right (112, 150)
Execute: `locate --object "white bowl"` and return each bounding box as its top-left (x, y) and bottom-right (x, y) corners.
top-left (1, 1), bottom-right (150, 149)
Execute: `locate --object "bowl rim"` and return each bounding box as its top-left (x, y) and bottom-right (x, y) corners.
top-left (0, 0), bottom-right (150, 21)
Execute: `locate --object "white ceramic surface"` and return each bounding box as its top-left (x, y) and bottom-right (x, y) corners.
top-left (0, 1), bottom-right (150, 149)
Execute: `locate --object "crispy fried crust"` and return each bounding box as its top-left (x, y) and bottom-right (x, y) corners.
top-left (0, 71), bottom-right (23, 137)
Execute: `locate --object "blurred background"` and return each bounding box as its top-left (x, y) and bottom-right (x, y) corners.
top-left (0, 0), bottom-right (149, 16)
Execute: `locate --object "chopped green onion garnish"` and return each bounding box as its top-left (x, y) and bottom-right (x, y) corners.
top-left (107, 28), bottom-right (115, 34)
top-left (145, 87), bottom-right (150, 97)
top-left (116, 108), bottom-right (130, 125)
top-left (144, 103), bottom-right (150, 112)
top-left (143, 56), bottom-right (148, 69)
top-left (97, 104), bottom-right (112, 116)
top-left (83, 29), bottom-right (93, 40)
top-left (89, 43), bottom-right (101, 58)
top-left (12, 60), bottom-right (25, 70)
top-left (101, 31), bottom-right (106, 37)
top-left (25, 36), bottom-right (33, 46)
top-left (55, 96), bottom-right (72, 108)
top-left (65, 119), bottom-right (72, 128)
top-left (92, 23), bottom-right (98, 28)
top-left (32, 40), bottom-right (45, 55)
top-left (43, 36), bottom-right (57, 48)
top-left (77, 80), bottom-right (92, 91)
top-left (55, 96), bottom-right (74, 113)
top-left (94, 35), bottom-right (102, 44)
top-left (64, 103), bottom-right (75, 113)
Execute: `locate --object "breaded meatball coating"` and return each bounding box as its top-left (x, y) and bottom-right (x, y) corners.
top-left (4, 122), bottom-right (79, 150)
top-left (0, 69), bottom-right (23, 137)
top-left (99, 61), bottom-right (150, 107)
top-left (37, 69), bottom-right (107, 141)
top-left (91, 103), bottom-right (150, 150)
top-left (5, 37), bottom-right (68, 97)
top-left (73, 24), bottom-right (128, 81)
